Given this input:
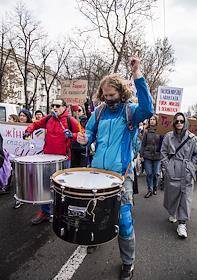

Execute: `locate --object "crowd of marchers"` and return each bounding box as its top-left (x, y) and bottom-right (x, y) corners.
top-left (0, 56), bottom-right (197, 280)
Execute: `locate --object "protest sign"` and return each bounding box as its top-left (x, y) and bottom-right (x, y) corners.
top-left (156, 86), bottom-right (183, 115)
top-left (60, 80), bottom-right (88, 105)
top-left (157, 114), bottom-right (197, 136)
top-left (0, 122), bottom-right (45, 159)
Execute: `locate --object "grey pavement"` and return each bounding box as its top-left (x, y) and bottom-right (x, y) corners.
top-left (0, 175), bottom-right (197, 280)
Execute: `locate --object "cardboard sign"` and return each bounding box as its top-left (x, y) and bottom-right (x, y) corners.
top-left (156, 86), bottom-right (183, 115)
top-left (60, 80), bottom-right (88, 105)
top-left (156, 114), bottom-right (197, 136)
top-left (0, 122), bottom-right (45, 159)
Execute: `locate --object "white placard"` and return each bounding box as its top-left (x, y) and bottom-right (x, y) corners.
top-left (0, 122), bottom-right (45, 160)
top-left (156, 86), bottom-right (183, 115)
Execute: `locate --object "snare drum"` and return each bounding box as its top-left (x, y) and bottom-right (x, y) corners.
top-left (51, 168), bottom-right (124, 246)
top-left (14, 154), bottom-right (67, 204)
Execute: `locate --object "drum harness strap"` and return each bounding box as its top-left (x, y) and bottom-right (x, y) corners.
top-left (85, 191), bottom-right (106, 222)
top-left (45, 114), bottom-right (73, 157)
top-left (58, 185), bottom-right (106, 223)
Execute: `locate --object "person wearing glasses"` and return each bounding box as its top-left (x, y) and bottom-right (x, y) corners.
top-left (161, 112), bottom-right (197, 238)
top-left (23, 99), bottom-right (80, 224)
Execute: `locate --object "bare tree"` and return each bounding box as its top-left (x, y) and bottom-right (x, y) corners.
top-left (77, 0), bottom-right (157, 72)
top-left (67, 37), bottom-right (114, 100)
top-left (2, 58), bottom-right (23, 103)
top-left (121, 36), bottom-right (175, 104)
top-left (9, 3), bottom-right (44, 109)
top-left (39, 42), bottom-right (70, 113)
top-left (0, 21), bottom-right (11, 102)
top-left (142, 37), bottom-right (175, 104)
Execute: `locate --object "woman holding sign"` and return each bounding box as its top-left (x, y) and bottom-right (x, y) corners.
top-left (161, 112), bottom-right (197, 238)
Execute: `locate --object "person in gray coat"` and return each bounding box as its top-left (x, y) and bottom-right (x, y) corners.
top-left (161, 112), bottom-right (197, 238)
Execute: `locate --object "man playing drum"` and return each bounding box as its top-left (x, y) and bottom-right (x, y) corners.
top-left (23, 99), bottom-right (79, 224)
top-left (77, 55), bottom-right (153, 280)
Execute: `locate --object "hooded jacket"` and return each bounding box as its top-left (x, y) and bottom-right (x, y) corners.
top-left (85, 77), bottom-right (154, 175)
top-left (26, 110), bottom-right (79, 159)
top-left (161, 112), bottom-right (197, 220)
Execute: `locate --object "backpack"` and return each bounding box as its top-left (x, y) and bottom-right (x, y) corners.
top-left (45, 115), bottom-right (72, 131)
top-left (95, 101), bottom-right (133, 132)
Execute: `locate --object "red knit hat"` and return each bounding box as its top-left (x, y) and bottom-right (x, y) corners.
top-left (71, 104), bottom-right (79, 112)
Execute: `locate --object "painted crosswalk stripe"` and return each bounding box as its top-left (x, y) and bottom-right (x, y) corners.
top-left (53, 246), bottom-right (87, 280)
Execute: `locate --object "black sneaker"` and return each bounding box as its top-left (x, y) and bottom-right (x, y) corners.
top-left (153, 188), bottom-right (157, 195)
top-left (144, 191), bottom-right (152, 198)
top-left (31, 211), bottom-right (50, 225)
top-left (120, 264), bottom-right (134, 280)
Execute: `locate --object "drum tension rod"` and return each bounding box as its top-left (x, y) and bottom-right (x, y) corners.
top-left (61, 186), bottom-right (65, 202)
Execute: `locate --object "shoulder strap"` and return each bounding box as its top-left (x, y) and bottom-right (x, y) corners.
top-left (94, 103), bottom-right (106, 133)
top-left (168, 134), bottom-right (194, 160)
top-left (45, 115), bottom-right (52, 125)
top-left (95, 102), bottom-right (133, 133)
top-left (96, 103), bottom-right (106, 122)
top-left (66, 116), bottom-right (72, 131)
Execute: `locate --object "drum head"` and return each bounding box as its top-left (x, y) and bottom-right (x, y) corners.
top-left (52, 168), bottom-right (123, 196)
top-left (14, 154), bottom-right (67, 163)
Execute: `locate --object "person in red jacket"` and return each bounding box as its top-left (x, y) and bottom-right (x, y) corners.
top-left (24, 99), bottom-right (80, 224)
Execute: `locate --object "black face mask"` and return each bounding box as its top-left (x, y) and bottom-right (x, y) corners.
top-left (105, 98), bottom-right (121, 111)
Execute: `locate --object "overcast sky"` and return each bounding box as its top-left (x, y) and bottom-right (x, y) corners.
top-left (0, 0), bottom-right (197, 112)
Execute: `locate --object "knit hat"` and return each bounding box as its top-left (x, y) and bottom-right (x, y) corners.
top-left (71, 104), bottom-right (79, 112)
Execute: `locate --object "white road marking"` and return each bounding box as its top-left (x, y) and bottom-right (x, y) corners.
top-left (53, 246), bottom-right (87, 280)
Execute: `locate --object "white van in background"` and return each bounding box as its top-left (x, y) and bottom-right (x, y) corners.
top-left (0, 103), bottom-right (21, 122)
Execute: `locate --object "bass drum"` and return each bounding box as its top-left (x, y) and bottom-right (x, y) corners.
top-left (51, 168), bottom-right (123, 246)
top-left (14, 154), bottom-right (67, 204)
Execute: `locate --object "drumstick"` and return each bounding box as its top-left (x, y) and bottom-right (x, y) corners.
top-left (75, 115), bottom-right (83, 134)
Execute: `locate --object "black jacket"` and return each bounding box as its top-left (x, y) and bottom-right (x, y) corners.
top-left (140, 126), bottom-right (162, 160)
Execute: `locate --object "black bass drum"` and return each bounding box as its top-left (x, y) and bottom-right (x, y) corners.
top-left (51, 168), bottom-right (123, 245)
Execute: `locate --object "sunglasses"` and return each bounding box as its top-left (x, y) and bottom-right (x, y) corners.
top-left (175, 119), bottom-right (184, 124)
top-left (51, 104), bottom-right (61, 108)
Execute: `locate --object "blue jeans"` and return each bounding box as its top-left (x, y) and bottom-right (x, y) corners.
top-left (144, 159), bottom-right (161, 191)
top-left (41, 160), bottom-right (71, 214)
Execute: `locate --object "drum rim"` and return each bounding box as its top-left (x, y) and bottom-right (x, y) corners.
top-left (51, 167), bottom-right (124, 193)
top-left (14, 154), bottom-right (68, 163)
top-left (52, 185), bottom-right (121, 198)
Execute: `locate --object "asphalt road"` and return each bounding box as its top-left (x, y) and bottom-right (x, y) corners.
top-left (0, 175), bottom-right (197, 280)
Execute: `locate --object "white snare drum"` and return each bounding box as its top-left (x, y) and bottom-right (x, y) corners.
top-left (14, 154), bottom-right (67, 204)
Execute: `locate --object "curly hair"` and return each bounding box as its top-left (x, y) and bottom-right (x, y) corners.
top-left (96, 74), bottom-right (133, 102)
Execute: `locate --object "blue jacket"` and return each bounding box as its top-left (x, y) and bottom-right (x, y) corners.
top-left (86, 77), bottom-right (153, 175)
